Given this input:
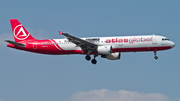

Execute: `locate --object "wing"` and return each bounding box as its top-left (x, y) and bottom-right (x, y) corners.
top-left (61, 32), bottom-right (98, 51)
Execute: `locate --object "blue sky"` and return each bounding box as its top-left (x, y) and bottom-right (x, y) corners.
top-left (0, 0), bottom-right (179, 101)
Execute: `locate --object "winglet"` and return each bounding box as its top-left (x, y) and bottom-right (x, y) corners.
top-left (58, 31), bottom-right (63, 35)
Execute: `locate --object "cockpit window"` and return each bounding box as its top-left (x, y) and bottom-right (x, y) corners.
top-left (162, 38), bottom-right (170, 41)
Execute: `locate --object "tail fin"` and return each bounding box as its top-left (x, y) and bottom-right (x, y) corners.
top-left (10, 19), bottom-right (36, 42)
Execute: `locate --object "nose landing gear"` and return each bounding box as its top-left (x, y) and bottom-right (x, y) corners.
top-left (154, 51), bottom-right (158, 60)
top-left (154, 56), bottom-right (158, 60)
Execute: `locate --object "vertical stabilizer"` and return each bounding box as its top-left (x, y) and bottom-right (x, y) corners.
top-left (10, 19), bottom-right (35, 42)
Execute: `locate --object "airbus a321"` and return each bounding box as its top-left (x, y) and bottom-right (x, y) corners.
top-left (6, 19), bottom-right (175, 64)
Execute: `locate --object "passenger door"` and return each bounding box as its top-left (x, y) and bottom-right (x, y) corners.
top-left (152, 35), bottom-right (157, 44)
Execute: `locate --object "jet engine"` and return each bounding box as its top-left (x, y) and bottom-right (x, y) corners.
top-left (101, 52), bottom-right (121, 60)
top-left (97, 46), bottom-right (112, 54)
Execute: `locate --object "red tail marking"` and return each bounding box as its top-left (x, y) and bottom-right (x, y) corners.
top-left (10, 19), bottom-right (36, 42)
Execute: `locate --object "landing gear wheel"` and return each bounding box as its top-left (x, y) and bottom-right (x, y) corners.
top-left (154, 51), bottom-right (158, 60)
top-left (91, 59), bottom-right (97, 64)
top-left (85, 55), bottom-right (91, 61)
top-left (154, 56), bottom-right (158, 60)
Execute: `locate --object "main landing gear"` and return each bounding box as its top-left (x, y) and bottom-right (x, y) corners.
top-left (154, 51), bottom-right (158, 60)
top-left (85, 55), bottom-right (98, 64)
top-left (85, 55), bottom-right (91, 61)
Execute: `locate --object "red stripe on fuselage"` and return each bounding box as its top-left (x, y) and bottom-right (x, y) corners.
top-left (49, 39), bottom-right (64, 51)
top-left (36, 46), bottom-right (172, 55)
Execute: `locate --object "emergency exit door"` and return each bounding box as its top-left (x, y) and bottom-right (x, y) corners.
top-left (33, 41), bottom-right (37, 49)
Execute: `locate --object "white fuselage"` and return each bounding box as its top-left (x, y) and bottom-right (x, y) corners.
top-left (52, 35), bottom-right (175, 52)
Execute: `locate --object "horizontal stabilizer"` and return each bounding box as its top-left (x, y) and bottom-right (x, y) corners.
top-left (5, 40), bottom-right (25, 47)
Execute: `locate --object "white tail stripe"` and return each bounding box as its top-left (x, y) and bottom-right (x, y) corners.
top-left (49, 39), bottom-right (62, 51)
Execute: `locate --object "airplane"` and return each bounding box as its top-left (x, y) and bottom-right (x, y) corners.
top-left (5, 19), bottom-right (175, 64)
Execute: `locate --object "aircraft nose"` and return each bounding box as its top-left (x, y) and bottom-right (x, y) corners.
top-left (171, 41), bottom-right (175, 48)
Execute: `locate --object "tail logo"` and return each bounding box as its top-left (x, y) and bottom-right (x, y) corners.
top-left (14, 24), bottom-right (30, 40)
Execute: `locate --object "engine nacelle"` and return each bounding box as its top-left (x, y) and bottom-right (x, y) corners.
top-left (97, 46), bottom-right (112, 54)
top-left (101, 52), bottom-right (121, 60)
